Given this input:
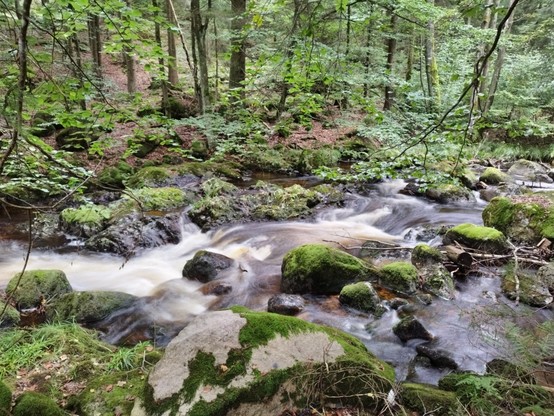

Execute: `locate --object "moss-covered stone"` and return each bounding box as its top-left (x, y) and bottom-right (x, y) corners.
top-left (501, 264), bottom-right (553, 307)
top-left (420, 264), bottom-right (455, 299)
top-left (12, 392), bottom-right (65, 416)
top-left (0, 300), bottom-right (20, 328)
top-left (425, 183), bottom-right (475, 204)
top-left (483, 194), bottom-right (554, 244)
top-left (437, 372), bottom-right (474, 391)
top-left (125, 166), bottom-right (172, 189)
top-left (190, 139), bottom-right (209, 159)
top-left (136, 308), bottom-right (394, 416)
top-left (97, 161), bottom-right (134, 189)
top-left (443, 223), bottom-right (509, 253)
top-left (60, 204), bottom-right (112, 238)
top-left (47, 291), bottom-right (138, 324)
top-left (411, 244), bottom-right (444, 267)
top-left (124, 187), bottom-right (188, 211)
top-left (380, 261), bottom-right (418, 294)
top-left (400, 382), bottom-right (460, 415)
top-left (0, 380), bottom-right (11, 415)
top-left (6, 270), bottom-right (72, 310)
top-left (281, 244), bottom-right (374, 295)
top-left (480, 167), bottom-right (511, 185)
top-left (339, 282), bottom-right (384, 315)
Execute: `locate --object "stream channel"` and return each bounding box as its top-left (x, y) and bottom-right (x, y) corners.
top-left (1, 178), bottom-right (552, 385)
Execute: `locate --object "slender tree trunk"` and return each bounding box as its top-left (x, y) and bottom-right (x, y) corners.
top-left (405, 34), bottom-right (413, 81)
top-left (166, 0), bottom-right (178, 86)
top-left (345, 4), bottom-right (351, 57)
top-left (213, 17), bottom-right (220, 101)
top-left (191, 0), bottom-right (210, 112)
top-left (88, 14), bottom-right (102, 79)
top-left (363, 5), bottom-right (374, 99)
top-left (383, 11), bottom-right (397, 111)
top-left (153, 0), bottom-right (169, 113)
top-left (229, 0), bottom-right (246, 100)
top-left (425, 0), bottom-right (440, 110)
top-left (483, 0), bottom-right (516, 116)
top-left (72, 35), bottom-right (87, 110)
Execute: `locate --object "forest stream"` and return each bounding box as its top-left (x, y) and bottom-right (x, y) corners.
top-left (1, 179), bottom-right (552, 386)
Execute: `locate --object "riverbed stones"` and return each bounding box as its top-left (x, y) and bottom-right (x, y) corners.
top-left (47, 291), bottom-right (138, 324)
top-left (424, 183), bottom-right (476, 204)
top-left (379, 261), bottom-right (418, 294)
top-left (133, 308), bottom-right (394, 416)
top-left (182, 250), bottom-right (234, 283)
top-left (6, 269), bottom-right (72, 310)
top-left (280, 244), bottom-right (374, 295)
top-left (443, 223), bottom-right (509, 253)
top-left (411, 244), bottom-right (444, 267)
top-left (267, 294), bottom-right (305, 316)
top-left (393, 316), bottom-right (433, 342)
top-left (483, 194), bottom-right (554, 244)
top-left (339, 282), bottom-right (384, 315)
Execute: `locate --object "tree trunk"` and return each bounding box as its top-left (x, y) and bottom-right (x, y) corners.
top-left (229, 0), bottom-right (246, 100)
top-left (191, 0), bottom-right (210, 112)
top-left (425, 0), bottom-right (440, 110)
top-left (166, 0), bottom-right (178, 86)
top-left (153, 0), bottom-right (169, 114)
top-left (383, 12), bottom-right (397, 111)
top-left (363, 5), bottom-right (374, 99)
top-left (483, 0), bottom-right (516, 116)
top-left (88, 14), bottom-right (102, 79)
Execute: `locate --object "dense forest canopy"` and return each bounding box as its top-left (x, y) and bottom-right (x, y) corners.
top-left (0, 0), bottom-right (553, 205)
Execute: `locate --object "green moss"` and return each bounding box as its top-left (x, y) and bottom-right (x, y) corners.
top-left (501, 263), bottom-right (552, 307)
top-left (0, 380), bottom-right (11, 415)
top-left (190, 140), bottom-right (209, 159)
top-left (444, 223), bottom-right (508, 253)
top-left (380, 262), bottom-right (418, 293)
top-left (176, 161), bottom-right (242, 179)
top-left (438, 372), bottom-right (474, 391)
top-left (339, 282), bottom-right (382, 314)
top-left (97, 162), bottom-right (134, 189)
top-left (6, 269), bottom-right (72, 310)
top-left (61, 204), bottom-right (111, 228)
top-left (280, 244), bottom-right (373, 295)
top-left (480, 167), bottom-right (511, 185)
top-left (411, 244), bottom-right (444, 267)
top-left (401, 382), bottom-right (460, 415)
top-left (124, 187), bottom-right (187, 211)
top-left (425, 183), bottom-right (474, 203)
top-left (12, 392), bottom-right (64, 416)
top-left (0, 301), bottom-right (20, 328)
top-left (125, 166), bottom-right (171, 188)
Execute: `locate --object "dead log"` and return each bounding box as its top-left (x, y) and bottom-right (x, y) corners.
top-left (444, 245), bottom-right (473, 268)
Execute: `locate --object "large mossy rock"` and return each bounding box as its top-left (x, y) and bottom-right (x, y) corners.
top-left (6, 270), bottom-right (72, 309)
top-left (424, 183), bottom-right (476, 204)
top-left (182, 250), bottom-right (234, 283)
top-left (411, 244), bottom-right (444, 267)
top-left (12, 392), bottom-right (65, 416)
top-left (339, 282), bottom-right (384, 315)
top-left (0, 380), bottom-right (11, 415)
top-left (132, 308), bottom-right (394, 416)
top-left (410, 244), bottom-right (454, 298)
top-left (0, 300), bottom-right (20, 328)
top-left (443, 223), bottom-right (509, 253)
top-left (483, 194), bottom-right (554, 244)
top-left (501, 265), bottom-right (553, 307)
top-left (379, 261), bottom-right (418, 294)
top-left (507, 159), bottom-right (553, 184)
top-left (60, 204), bottom-right (112, 238)
top-left (400, 382), bottom-right (460, 415)
top-left (280, 244), bottom-right (374, 295)
top-left (47, 291), bottom-right (138, 324)
top-left (480, 167), bottom-right (511, 185)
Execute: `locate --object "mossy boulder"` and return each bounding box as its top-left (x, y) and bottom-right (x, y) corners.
top-left (507, 159), bottom-right (553, 184)
top-left (123, 187), bottom-right (188, 212)
top-left (501, 265), bottom-right (553, 307)
top-left (280, 244), bottom-right (374, 295)
top-left (125, 166), bottom-right (172, 189)
top-left (6, 269), bottom-right (72, 310)
top-left (60, 204), bottom-right (112, 238)
top-left (480, 167), bottom-right (511, 185)
top-left (424, 183), bottom-right (475, 204)
top-left (400, 382), bottom-right (460, 415)
top-left (420, 264), bottom-right (455, 299)
top-left (190, 139), bottom-right (209, 159)
top-left (133, 308), bottom-right (394, 416)
top-left (0, 380), bottom-right (11, 415)
top-left (339, 282), bottom-right (384, 315)
top-left (182, 250), bottom-right (234, 283)
top-left (0, 300), bottom-right (20, 328)
top-left (12, 392), bottom-right (65, 416)
top-left (97, 161), bottom-right (134, 189)
top-left (379, 261), bottom-right (418, 294)
top-left (411, 244), bottom-right (444, 267)
top-left (483, 194), bottom-right (554, 244)
top-left (47, 291), bottom-right (138, 324)
top-left (443, 223), bottom-right (509, 253)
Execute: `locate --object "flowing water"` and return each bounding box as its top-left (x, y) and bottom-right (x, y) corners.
top-left (1, 180), bottom-right (551, 384)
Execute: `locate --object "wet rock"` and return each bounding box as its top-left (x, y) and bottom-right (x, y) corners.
top-left (508, 159), bottom-right (553, 184)
top-left (182, 250), bottom-right (234, 283)
top-left (200, 281), bottom-right (233, 296)
top-left (267, 294), bottom-right (305, 316)
top-left (536, 263), bottom-right (554, 293)
top-left (85, 213), bottom-right (182, 256)
top-left (419, 264), bottom-right (455, 299)
top-left (339, 282), bottom-right (384, 316)
top-left (379, 261), bottom-right (418, 294)
top-left (400, 382), bottom-right (460, 415)
top-left (416, 344), bottom-right (459, 369)
top-left (403, 224), bottom-right (452, 243)
top-left (359, 240), bottom-right (411, 263)
top-left (393, 316), bottom-right (433, 342)
top-left (60, 203), bottom-right (112, 238)
top-left (483, 193), bottom-right (554, 244)
top-left (424, 183), bottom-right (476, 204)
top-left (47, 291), bottom-right (137, 324)
top-left (480, 167), bottom-right (511, 185)
top-left (443, 223), bottom-right (509, 253)
top-left (388, 297), bottom-right (409, 310)
top-left (6, 269), bottom-right (72, 310)
top-left (281, 244), bottom-right (376, 295)
top-left (0, 300), bottom-right (20, 328)
top-left (133, 309), bottom-right (394, 416)
top-left (411, 243), bottom-right (444, 268)
top-left (501, 266), bottom-right (553, 307)
top-left (396, 303), bottom-right (419, 318)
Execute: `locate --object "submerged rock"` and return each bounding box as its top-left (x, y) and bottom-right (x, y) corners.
top-left (280, 244), bottom-right (375, 295)
top-left (267, 294), bottom-right (305, 316)
top-left (443, 223), bottom-right (509, 253)
top-left (339, 281), bottom-right (384, 315)
top-left (393, 316), bottom-right (433, 342)
top-left (6, 269), bottom-right (72, 310)
top-left (182, 250), bottom-right (234, 283)
top-left (133, 308), bottom-right (394, 416)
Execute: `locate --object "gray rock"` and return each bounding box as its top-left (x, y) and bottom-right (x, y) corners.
top-left (182, 250), bottom-right (234, 283)
top-left (393, 316), bottom-right (433, 342)
top-left (507, 159), bottom-right (553, 184)
top-left (416, 344), bottom-right (459, 369)
top-left (267, 294), bottom-right (305, 316)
